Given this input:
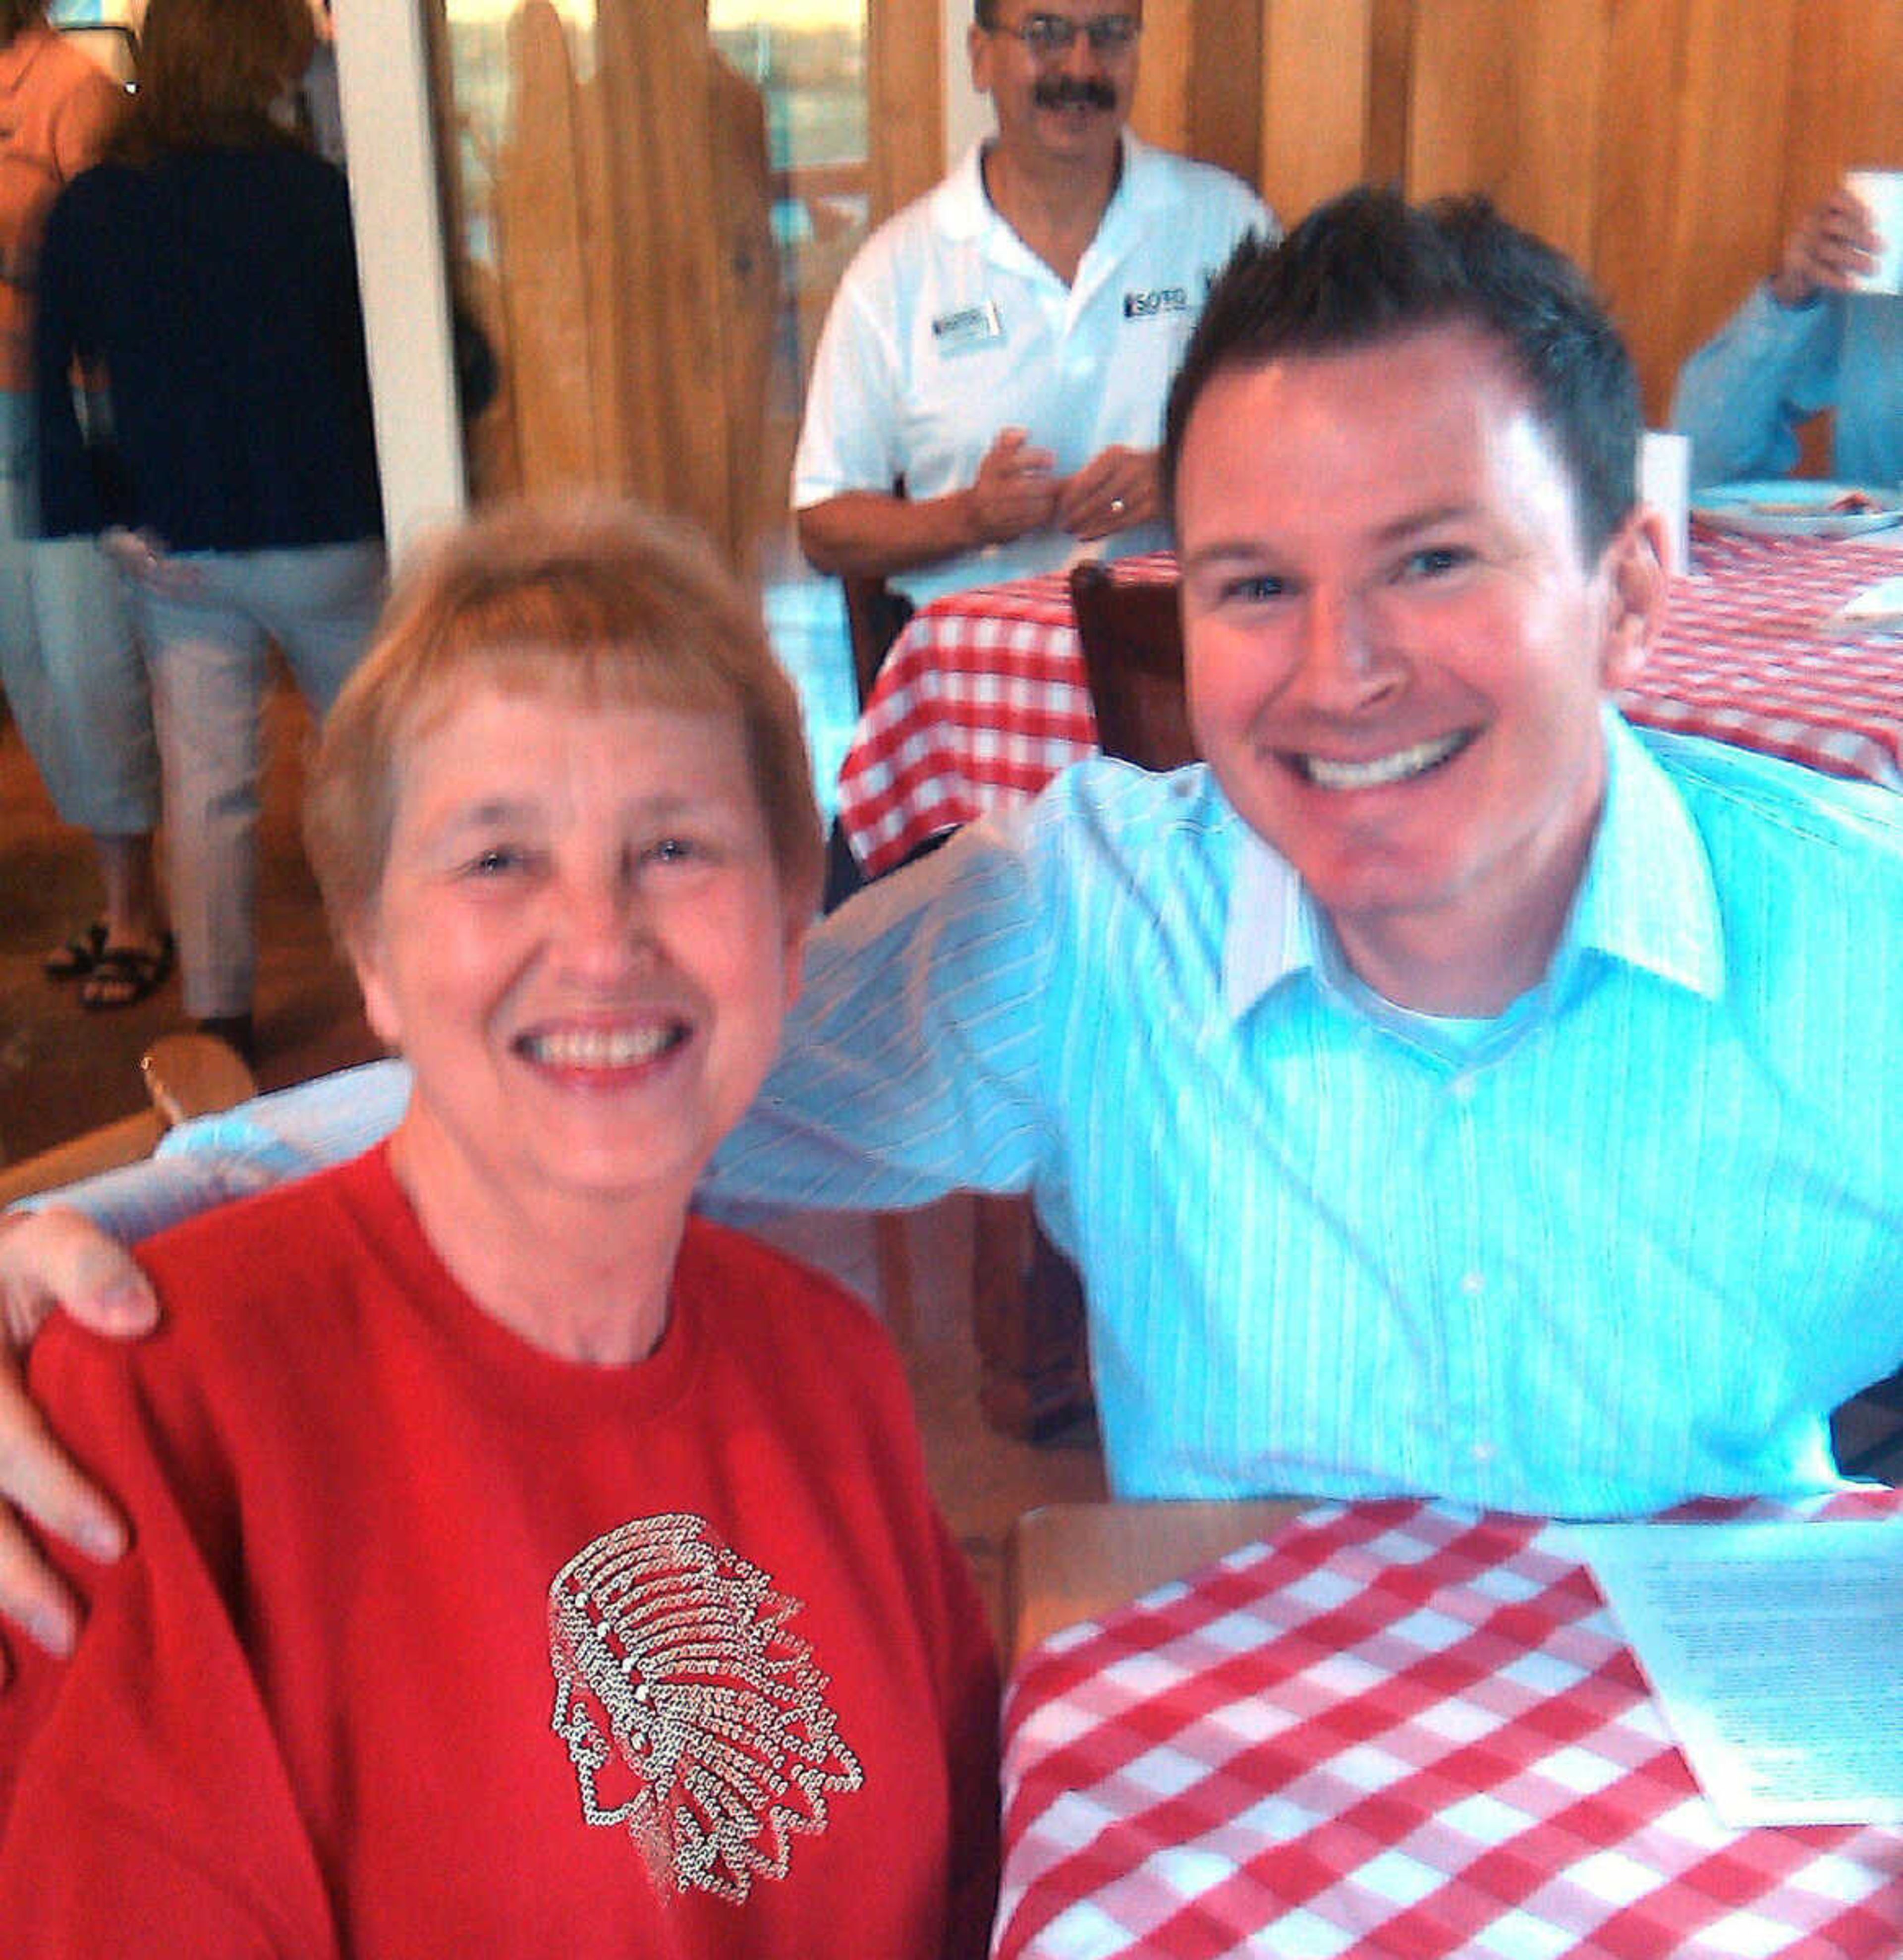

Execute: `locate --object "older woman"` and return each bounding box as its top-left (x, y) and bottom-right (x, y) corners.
top-left (0, 500), bottom-right (999, 1957)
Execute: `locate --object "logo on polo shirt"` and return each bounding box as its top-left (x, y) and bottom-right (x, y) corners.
top-left (1123, 286), bottom-right (1188, 319)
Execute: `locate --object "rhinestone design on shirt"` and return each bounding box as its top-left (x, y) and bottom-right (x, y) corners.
top-left (547, 1512), bottom-right (864, 1903)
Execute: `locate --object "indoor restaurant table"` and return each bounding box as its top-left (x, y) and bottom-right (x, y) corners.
top-left (839, 527), bottom-right (1903, 877)
top-left (992, 1490), bottom-right (1903, 1960)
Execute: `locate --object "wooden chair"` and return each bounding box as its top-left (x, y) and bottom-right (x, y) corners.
top-left (840, 572), bottom-right (915, 711)
top-left (0, 1034), bottom-right (258, 1208)
top-left (1068, 560), bottom-right (1197, 770)
top-left (967, 562), bottom-right (1204, 1445)
top-left (837, 562), bottom-right (1092, 1442)
top-left (828, 568), bottom-right (922, 1335)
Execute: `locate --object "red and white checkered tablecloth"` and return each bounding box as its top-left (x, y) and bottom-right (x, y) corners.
top-left (993, 1493), bottom-right (1903, 1960)
top-left (839, 532), bottom-right (1903, 877)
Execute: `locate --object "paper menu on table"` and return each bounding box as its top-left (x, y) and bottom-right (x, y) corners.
top-left (1557, 1518), bottom-right (1903, 1829)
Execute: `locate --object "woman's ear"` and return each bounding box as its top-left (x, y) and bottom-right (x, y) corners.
top-left (1598, 505), bottom-right (1670, 692)
top-left (347, 917), bottom-right (402, 1053)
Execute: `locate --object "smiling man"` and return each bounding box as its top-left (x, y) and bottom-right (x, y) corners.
top-left (1, 193), bottom-right (1901, 1664)
top-left (791, 0), bottom-right (1270, 608)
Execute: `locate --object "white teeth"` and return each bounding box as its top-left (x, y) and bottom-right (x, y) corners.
top-left (1300, 731), bottom-right (1468, 791)
top-left (521, 1025), bottom-right (681, 1068)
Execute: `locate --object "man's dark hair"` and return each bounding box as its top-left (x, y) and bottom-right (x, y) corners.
top-left (1162, 186), bottom-right (1642, 559)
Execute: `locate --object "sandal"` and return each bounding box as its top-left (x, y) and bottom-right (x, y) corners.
top-left (79, 931), bottom-right (176, 1012)
top-left (44, 921), bottom-right (108, 982)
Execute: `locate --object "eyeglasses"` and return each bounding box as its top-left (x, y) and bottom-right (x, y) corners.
top-left (988, 12), bottom-right (1142, 58)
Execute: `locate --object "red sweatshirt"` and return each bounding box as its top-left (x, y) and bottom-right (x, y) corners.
top-left (0, 1147), bottom-right (1000, 1957)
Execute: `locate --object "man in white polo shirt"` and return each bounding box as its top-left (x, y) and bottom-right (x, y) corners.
top-left (792, 0), bottom-right (1271, 610)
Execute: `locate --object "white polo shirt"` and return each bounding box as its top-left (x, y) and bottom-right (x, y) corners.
top-left (792, 132), bottom-right (1273, 607)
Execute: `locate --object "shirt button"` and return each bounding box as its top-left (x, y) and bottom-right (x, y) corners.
top-left (1450, 1075), bottom-right (1477, 1103)
top-left (1472, 1441), bottom-right (1496, 1464)
top-left (1460, 1271), bottom-right (1485, 1298)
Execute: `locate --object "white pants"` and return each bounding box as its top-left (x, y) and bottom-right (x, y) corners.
top-left (138, 541), bottom-right (386, 1017)
top-left (0, 390), bottom-right (158, 834)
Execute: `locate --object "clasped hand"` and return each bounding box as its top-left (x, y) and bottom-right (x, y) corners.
top-left (966, 427), bottom-right (1160, 548)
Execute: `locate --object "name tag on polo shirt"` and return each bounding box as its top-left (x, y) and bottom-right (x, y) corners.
top-left (931, 300), bottom-right (1004, 355)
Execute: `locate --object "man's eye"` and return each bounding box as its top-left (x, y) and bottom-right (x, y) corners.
top-left (1399, 545), bottom-right (1470, 579)
top-left (644, 836), bottom-right (700, 866)
top-left (1219, 573), bottom-right (1287, 604)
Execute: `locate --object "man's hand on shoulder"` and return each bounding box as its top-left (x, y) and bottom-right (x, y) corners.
top-left (0, 1208), bottom-right (153, 1671)
top-left (1057, 445), bottom-right (1159, 542)
top-left (1771, 186), bottom-right (1879, 307)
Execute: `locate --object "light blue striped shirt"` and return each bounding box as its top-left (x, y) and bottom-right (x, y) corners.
top-left (717, 712), bottom-right (1903, 1513)
top-left (45, 717), bottom-right (1903, 1517)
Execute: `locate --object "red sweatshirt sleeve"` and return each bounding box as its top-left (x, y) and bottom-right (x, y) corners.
top-left (0, 1324), bottom-right (341, 1959)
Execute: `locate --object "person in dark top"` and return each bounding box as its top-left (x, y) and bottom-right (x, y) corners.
top-left (33, 0), bottom-right (385, 1064)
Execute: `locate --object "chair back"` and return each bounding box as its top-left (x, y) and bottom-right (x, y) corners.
top-left (840, 573), bottom-right (915, 708)
top-left (1068, 560), bottom-right (1196, 770)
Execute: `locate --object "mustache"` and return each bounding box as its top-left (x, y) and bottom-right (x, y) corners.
top-left (1033, 76), bottom-right (1117, 112)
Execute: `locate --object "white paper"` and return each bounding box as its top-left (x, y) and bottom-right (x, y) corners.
top-left (1558, 1518), bottom-right (1903, 1828)
top-left (1831, 574), bottom-right (1903, 633)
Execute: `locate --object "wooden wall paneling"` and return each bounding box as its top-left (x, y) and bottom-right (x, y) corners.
top-left (1647, 0), bottom-right (1799, 407)
top-left (1258, 0), bottom-right (1373, 225)
top-left (1186, 0), bottom-right (1261, 186)
top-left (1784, 0), bottom-right (1903, 213)
top-left (573, 53), bottom-right (625, 488)
top-left (1131, 0), bottom-right (1194, 152)
top-left (1364, 0), bottom-right (1414, 187)
top-left (596, 0), bottom-right (742, 556)
top-left (867, 1), bottom-right (942, 221)
top-left (1588, 0), bottom-right (1692, 425)
top-left (1405, 0), bottom-right (1609, 267)
top-left (493, 0), bottom-right (592, 492)
top-left (707, 51), bottom-right (780, 570)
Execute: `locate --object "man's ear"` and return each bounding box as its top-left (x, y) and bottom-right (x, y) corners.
top-left (1598, 505), bottom-right (1670, 692)
top-left (968, 16), bottom-right (993, 89)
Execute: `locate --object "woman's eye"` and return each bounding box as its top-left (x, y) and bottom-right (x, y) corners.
top-left (644, 836), bottom-right (699, 867)
top-left (464, 845), bottom-right (526, 877)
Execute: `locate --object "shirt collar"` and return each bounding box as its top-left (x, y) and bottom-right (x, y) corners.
top-left (938, 129), bottom-right (1143, 247)
top-left (1219, 707), bottom-right (1725, 1023)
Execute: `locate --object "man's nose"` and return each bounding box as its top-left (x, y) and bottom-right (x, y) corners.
top-left (1059, 22), bottom-right (1107, 73)
top-left (1290, 587), bottom-right (1401, 712)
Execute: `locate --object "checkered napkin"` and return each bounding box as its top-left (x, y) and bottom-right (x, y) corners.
top-left (994, 1497), bottom-right (1903, 1960)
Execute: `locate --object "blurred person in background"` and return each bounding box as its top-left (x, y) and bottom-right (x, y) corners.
top-left (33, 0), bottom-right (385, 1065)
top-left (793, 0), bottom-right (1272, 613)
top-left (1671, 177), bottom-right (1903, 488)
top-left (0, 0), bottom-right (169, 1010)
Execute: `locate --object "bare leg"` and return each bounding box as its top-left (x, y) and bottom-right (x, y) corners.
top-left (93, 830), bottom-right (166, 950)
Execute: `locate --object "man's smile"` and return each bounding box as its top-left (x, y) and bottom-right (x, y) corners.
top-left (1289, 728), bottom-right (1476, 792)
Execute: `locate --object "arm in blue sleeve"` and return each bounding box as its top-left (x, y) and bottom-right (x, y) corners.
top-left (703, 811), bottom-right (1055, 1215)
top-left (1670, 282), bottom-right (1844, 487)
top-left (9, 1060), bottom-right (411, 1244)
